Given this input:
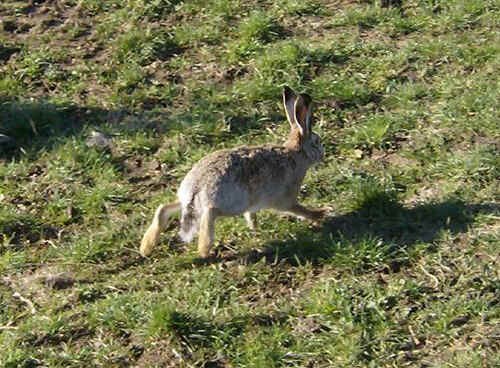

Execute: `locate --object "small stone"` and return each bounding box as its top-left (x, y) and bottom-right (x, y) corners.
top-left (352, 149), bottom-right (364, 159)
top-left (86, 131), bottom-right (112, 150)
top-left (44, 273), bottom-right (75, 290)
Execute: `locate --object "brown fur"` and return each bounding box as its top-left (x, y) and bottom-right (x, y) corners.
top-left (140, 86), bottom-right (326, 258)
top-left (284, 128), bottom-right (303, 150)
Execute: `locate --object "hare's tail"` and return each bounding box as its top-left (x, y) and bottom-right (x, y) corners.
top-left (179, 202), bottom-right (199, 243)
top-left (140, 202), bottom-right (181, 257)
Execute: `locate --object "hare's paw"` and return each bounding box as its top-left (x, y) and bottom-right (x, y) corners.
top-left (286, 203), bottom-right (331, 223)
top-left (140, 224), bottom-right (160, 257)
top-left (309, 206), bottom-right (333, 227)
top-left (316, 206), bottom-right (334, 219)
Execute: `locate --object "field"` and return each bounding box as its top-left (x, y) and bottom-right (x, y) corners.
top-left (0, 0), bottom-right (499, 367)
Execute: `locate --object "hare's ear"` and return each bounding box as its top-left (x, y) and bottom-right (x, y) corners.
top-left (283, 86), bottom-right (298, 130)
top-left (294, 93), bottom-right (312, 137)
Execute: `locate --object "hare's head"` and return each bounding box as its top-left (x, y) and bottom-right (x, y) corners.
top-left (283, 86), bottom-right (324, 163)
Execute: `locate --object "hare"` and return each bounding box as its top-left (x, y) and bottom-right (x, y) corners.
top-left (140, 86), bottom-right (327, 258)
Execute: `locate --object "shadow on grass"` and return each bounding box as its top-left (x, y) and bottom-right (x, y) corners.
top-left (0, 97), bottom-right (280, 160)
top-left (193, 197), bottom-right (498, 271)
top-left (151, 309), bottom-right (287, 366)
top-left (0, 211), bottom-right (60, 252)
top-left (0, 97), bottom-right (155, 160)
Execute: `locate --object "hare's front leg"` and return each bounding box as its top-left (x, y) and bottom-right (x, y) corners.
top-left (198, 207), bottom-right (217, 258)
top-left (244, 212), bottom-right (257, 231)
top-left (286, 203), bottom-right (328, 222)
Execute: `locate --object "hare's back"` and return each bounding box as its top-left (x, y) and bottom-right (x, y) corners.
top-left (178, 146), bottom-right (302, 214)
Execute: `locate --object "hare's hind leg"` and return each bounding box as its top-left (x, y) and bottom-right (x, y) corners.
top-left (198, 207), bottom-right (217, 258)
top-left (244, 212), bottom-right (257, 231)
top-left (140, 202), bottom-right (180, 257)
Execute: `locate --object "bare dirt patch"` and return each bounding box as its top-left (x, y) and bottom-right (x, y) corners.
top-left (2, 265), bottom-right (77, 311)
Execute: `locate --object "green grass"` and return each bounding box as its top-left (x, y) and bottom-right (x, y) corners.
top-left (1, 0), bottom-right (499, 367)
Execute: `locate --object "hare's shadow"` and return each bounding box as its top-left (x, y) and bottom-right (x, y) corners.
top-left (191, 197), bottom-right (498, 270)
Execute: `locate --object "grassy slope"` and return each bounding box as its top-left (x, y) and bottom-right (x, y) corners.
top-left (0, 0), bottom-right (499, 367)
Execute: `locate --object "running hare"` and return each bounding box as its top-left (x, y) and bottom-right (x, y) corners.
top-left (140, 86), bottom-right (326, 258)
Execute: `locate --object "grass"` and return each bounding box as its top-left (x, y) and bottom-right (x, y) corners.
top-left (1, 0), bottom-right (499, 367)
